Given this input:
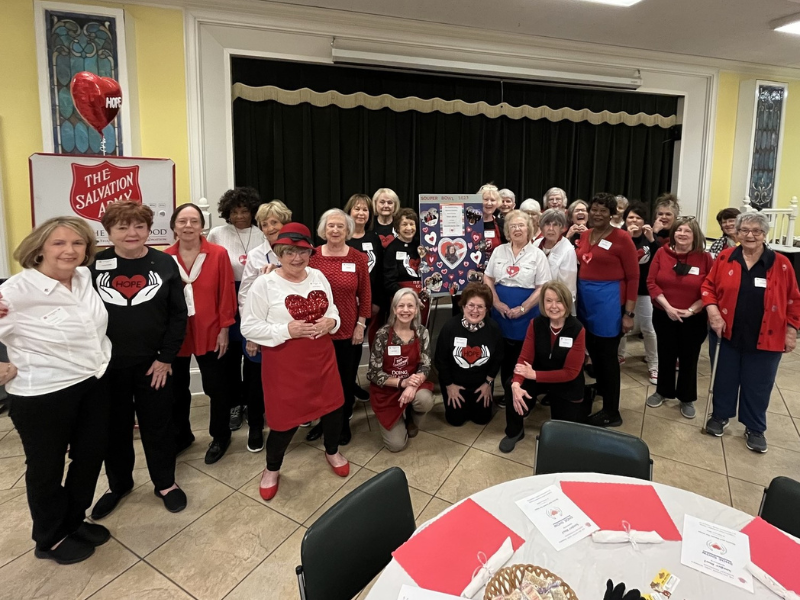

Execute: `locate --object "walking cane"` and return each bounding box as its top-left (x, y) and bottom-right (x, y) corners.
top-left (703, 334), bottom-right (723, 433)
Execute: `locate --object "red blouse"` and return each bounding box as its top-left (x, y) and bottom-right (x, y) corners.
top-left (647, 246), bottom-right (713, 310)
top-left (575, 227), bottom-right (640, 304)
top-left (310, 247), bottom-right (371, 341)
top-left (165, 238), bottom-right (237, 357)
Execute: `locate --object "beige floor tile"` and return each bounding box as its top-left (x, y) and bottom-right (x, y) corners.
top-left (0, 487), bottom-right (25, 506)
top-left (418, 401), bottom-right (489, 446)
top-left (651, 455), bottom-right (731, 506)
top-left (0, 493), bottom-right (34, 568)
top-left (174, 431), bottom-right (214, 463)
top-left (0, 415), bottom-right (13, 433)
top-left (0, 429), bottom-right (23, 459)
top-left (775, 372), bottom-right (800, 393)
top-left (364, 431), bottom-right (468, 495)
top-left (728, 477), bottom-right (765, 517)
top-left (148, 492), bottom-right (297, 600)
top-left (225, 527), bottom-right (305, 600)
top-left (189, 405), bottom-right (210, 432)
top-left (89, 561), bottom-right (194, 600)
top-left (726, 412), bottom-right (800, 453)
top-left (617, 408), bottom-right (645, 438)
top-left (0, 538), bottom-right (137, 600)
top-left (767, 387), bottom-right (790, 416)
top-left (99, 462), bottom-right (234, 557)
top-left (0, 455), bottom-right (26, 490)
top-left (471, 412), bottom-right (539, 468)
top-left (239, 444), bottom-right (359, 523)
top-left (191, 394), bottom-right (210, 408)
top-left (723, 436), bottom-right (800, 487)
top-left (416, 497), bottom-right (453, 527)
top-left (781, 388), bottom-right (800, 418)
top-left (437, 448), bottom-right (531, 504)
top-left (641, 414), bottom-right (726, 474)
top-left (619, 373), bottom-right (644, 391)
top-left (618, 386), bottom-right (647, 413)
top-left (187, 447), bottom-right (268, 490)
top-left (305, 410), bottom-right (385, 467)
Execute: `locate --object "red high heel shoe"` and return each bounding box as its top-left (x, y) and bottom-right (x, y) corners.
top-left (325, 454), bottom-right (350, 477)
top-left (259, 471), bottom-right (280, 500)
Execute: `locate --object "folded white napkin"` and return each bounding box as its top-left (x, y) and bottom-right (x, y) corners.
top-left (591, 530), bottom-right (664, 545)
top-left (748, 562), bottom-right (800, 599)
top-left (460, 536), bottom-right (515, 598)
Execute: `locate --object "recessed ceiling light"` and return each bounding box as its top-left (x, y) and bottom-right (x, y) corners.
top-left (772, 13), bottom-right (800, 34)
top-left (577, 0), bottom-right (644, 6)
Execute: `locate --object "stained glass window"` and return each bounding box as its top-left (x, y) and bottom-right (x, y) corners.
top-left (45, 10), bottom-right (123, 155)
top-left (749, 84), bottom-right (785, 210)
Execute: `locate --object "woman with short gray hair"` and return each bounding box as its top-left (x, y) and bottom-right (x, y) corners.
top-left (543, 187), bottom-right (568, 211)
top-left (701, 211), bottom-right (800, 453)
top-left (534, 209), bottom-right (577, 311)
top-left (498, 189), bottom-right (516, 215)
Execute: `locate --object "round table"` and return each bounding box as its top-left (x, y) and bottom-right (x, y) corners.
top-left (366, 472), bottom-right (777, 599)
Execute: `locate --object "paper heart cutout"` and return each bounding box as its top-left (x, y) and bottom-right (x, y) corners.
top-left (284, 290), bottom-right (329, 323)
top-left (437, 262), bottom-right (443, 268)
top-left (472, 232), bottom-right (481, 244)
top-left (470, 250), bottom-right (482, 264)
top-left (424, 231), bottom-right (437, 246)
top-left (461, 346), bottom-right (482, 365)
top-left (458, 278), bottom-right (465, 285)
top-left (70, 71), bottom-right (123, 134)
top-left (448, 273), bottom-right (455, 280)
top-left (442, 268), bottom-right (448, 274)
top-left (506, 265), bottom-right (520, 278)
top-left (468, 243), bottom-right (473, 249)
top-left (112, 275), bottom-right (146, 299)
top-left (463, 261), bottom-right (470, 267)
top-left (581, 253), bottom-right (593, 265)
top-left (438, 237), bottom-right (467, 270)
top-left (426, 253), bottom-right (436, 265)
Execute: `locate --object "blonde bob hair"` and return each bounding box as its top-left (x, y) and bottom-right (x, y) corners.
top-left (372, 188), bottom-right (400, 216)
top-left (479, 183), bottom-right (501, 204)
top-left (317, 208), bottom-right (355, 241)
top-left (386, 288), bottom-right (422, 331)
top-left (14, 216), bottom-right (97, 269)
top-left (255, 200), bottom-right (292, 227)
top-left (538, 280), bottom-right (574, 317)
top-left (503, 209), bottom-right (535, 242)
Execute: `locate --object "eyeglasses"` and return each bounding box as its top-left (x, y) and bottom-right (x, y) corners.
top-left (738, 228), bottom-right (765, 237)
top-left (508, 223), bottom-right (527, 230)
top-left (464, 303), bottom-right (487, 311)
top-left (175, 219), bottom-right (201, 226)
top-left (283, 248), bottom-right (312, 256)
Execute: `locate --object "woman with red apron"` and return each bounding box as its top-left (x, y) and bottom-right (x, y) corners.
top-left (240, 223), bottom-right (350, 501)
top-left (367, 289), bottom-right (434, 452)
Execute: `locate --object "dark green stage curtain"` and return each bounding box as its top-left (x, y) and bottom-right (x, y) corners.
top-left (232, 58), bottom-right (676, 229)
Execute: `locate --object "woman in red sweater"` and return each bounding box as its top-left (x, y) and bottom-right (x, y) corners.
top-left (306, 209), bottom-right (371, 445)
top-left (575, 193), bottom-right (639, 428)
top-left (646, 218), bottom-right (712, 419)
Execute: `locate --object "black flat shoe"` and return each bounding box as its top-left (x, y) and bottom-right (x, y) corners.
top-left (353, 385), bottom-right (369, 401)
top-left (588, 410), bottom-right (623, 428)
top-left (155, 487), bottom-right (187, 513)
top-left (91, 488), bottom-right (133, 520)
top-left (339, 424), bottom-right (352, 446)
top-left (35, 537), bottom-right (94, 565)
top-left (305, 423), bottom-right (323, 442)
top-left (72, 522), bottom-right (110, 546)
top-left (176, 433), bottom-right (195, 457)
top-left (204, 438), bottom-right (231, 464)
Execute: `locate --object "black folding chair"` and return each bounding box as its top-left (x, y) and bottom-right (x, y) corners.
top-left (535, 420), bottom-right (653, 481)
top-left (759, 476), bottom-right (800, 538)
top-left (296, 466), bottom-right (416, 600)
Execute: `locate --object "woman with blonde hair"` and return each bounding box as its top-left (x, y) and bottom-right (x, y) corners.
top-left (478, 184), bottom-right (506, 270)
top-left (372, 188), bottom-right (401, 248)
top-left (0, 217), bottom-right (112, 564)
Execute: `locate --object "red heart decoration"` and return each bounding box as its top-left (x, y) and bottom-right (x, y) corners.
top-left (448, 274), bottom-right (455, 280)
top-left (111, 275), bottom-right (146, 299)
top-left (436, 262), bottom-right (443, 268)
top-left (463, 261), bottom-right (470, 267)
top-left (461, 346), bottom-right (482, 365)
top-left (426, 254), bottom-right (436, 265)
top-left (581, 253), bottom-right (593, 265)
top-left (472, 232), bottom-right (481, 244)
top-left (408, 258), bottom-right (420, 274)
top-left (70, 72), bottom-right (123, 135)
top-left (442, 268), bottom-right (448, 274)
top-left (284, 290), bottom-right (329, 323)
top-left (506, 265), bottom-right (520, 277)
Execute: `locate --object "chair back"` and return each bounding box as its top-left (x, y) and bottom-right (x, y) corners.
top-left (298, 467), bottom-right (416, 600)
top-left (535, 420), bottom-right (652, 481)
top-left (759, 476), bottom-right (800, 539)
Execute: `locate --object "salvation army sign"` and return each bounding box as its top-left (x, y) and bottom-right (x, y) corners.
top-left (30, 154), bottom-right (175, 246)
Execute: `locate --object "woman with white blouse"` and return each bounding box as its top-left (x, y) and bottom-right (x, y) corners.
top-left (484, 210), bottom-right (552, 405)
top-left (0, 217), bottom-right (112, 565)
top-left (533, 209), bottom-right (578, 313)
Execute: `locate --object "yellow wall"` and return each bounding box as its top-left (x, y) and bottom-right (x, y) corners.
top-left (707, 71), bottom-right (800, 232)
top-left (0, 0), bottom-right (189, 271)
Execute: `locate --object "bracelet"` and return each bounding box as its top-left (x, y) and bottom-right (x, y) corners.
top-left (519, 305), bottom-right (526, 313)
top-left (356, 322), bottom-right (366, 329)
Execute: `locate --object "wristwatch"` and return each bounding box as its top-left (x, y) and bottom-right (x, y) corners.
top-left (485, 377), bottom-right (494, 386)
top-left (624, 310), bottom-right (635, 318)
top-left (687, 307), bottom-right (695, 314)
top-left (519, 305), bottom-right (526, 313)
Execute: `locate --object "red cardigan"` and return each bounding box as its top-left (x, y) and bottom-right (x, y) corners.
top-left (576, 227), bottom-right (640, 304)
top-left (165, 238), bottom-right (237, 357)
top-left (647, 246), bottom-right (713, 310)
top-left (701, 246), bottom-right (800, 352)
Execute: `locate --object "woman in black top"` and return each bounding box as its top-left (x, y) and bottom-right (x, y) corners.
top-left (435, 283), bottom-right (503, 426)
top-left (384, 208), bottom-right (429, 323)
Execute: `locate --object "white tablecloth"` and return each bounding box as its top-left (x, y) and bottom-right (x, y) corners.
top-left (366, 472), bottom-right (775, 600)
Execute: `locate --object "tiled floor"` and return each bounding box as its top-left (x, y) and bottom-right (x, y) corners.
top-left (1, 339), bottom-right (800, 599)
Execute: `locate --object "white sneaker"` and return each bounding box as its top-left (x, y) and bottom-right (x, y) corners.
top-left (648, 369), bottom-right (658, 385)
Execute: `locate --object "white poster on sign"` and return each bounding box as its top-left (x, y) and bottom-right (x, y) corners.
top-left (440, 203), bottom-right (465, 237)
top-left (29, 153), bottom-right (176, 246)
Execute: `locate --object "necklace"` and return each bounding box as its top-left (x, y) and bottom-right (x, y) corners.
top-left (589, 225), bottom-right (613, 246)
top-left (549, 323), bottom-right (564, 335)
top-left (234, 226), bottom-right (253, 256)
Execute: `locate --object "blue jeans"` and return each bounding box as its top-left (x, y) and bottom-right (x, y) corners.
top-left (709, 332), bottom-right (782, 433)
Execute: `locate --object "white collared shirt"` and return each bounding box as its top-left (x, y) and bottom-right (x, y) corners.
top-left (238, 240), bottom-right (279, 312)
top-left (484, 241), bottom-right (551, 289)
top-left (534, 236), bottom-right (578, 307)
top-left (0, 267), bottom-right (112, 396)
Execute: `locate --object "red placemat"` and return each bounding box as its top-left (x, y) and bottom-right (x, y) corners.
top-left (742, 517), bottom-right (800, 594)
top-left (560, 481), bottom-right (681, 541)
top-left (392, 498), bottom-right (524, 595)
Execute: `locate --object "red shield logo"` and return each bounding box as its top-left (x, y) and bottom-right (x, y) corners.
top-left (69, 161), bottom-right (142, 222)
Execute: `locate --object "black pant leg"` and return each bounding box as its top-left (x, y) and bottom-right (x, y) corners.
top-left (171, 356), bottom-right (194, 444)
top-left (333, 339), bottom-right (356, 423)
top-left (443, 385), bottom-right (471, 426)
top-left (195, 351), bottom-right (232, 442)
top-left (243, 358), bottom-right (265, 432)
top-left (586, 332), bottom-right (622, 414)
top-left (266, 427), bottom-right (299, 471)
top-left (501, 338), bottom-right (524, 400)
top-left (652, 309), bottom-right (679, 399)
top-left (220, 341), bottom-right (244, 409)
top-left (321, 407), bottom-right (344, 455)
top-left (505, 379), bottom-right (538, 437)
top-left (676, 314), bottom-right (708, 403)
top-left (103, 367), bottom-right (137, 493)
top-left (465, 384), bottom-right (494, 425)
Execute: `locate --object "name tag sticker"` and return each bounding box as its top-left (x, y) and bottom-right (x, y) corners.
top-left (309, 281), bottom-right (325, 289)
top-left (598, 239), bottom-right (612, 250)
top-left (485, 230), bottom-right (496, 238)
top-left (688, 266), bottom-right (700, 276)
top-left (558, 337), bottom-right (573, 348)
top-left (342, 263), bottom-right (356, 272)
top-left (95, 258), bottom-right (117, 270)
top-left (396, 251), bottom-right (408, 260)
top-left (362, 242), bottom-right (373, 251)
top-left (388, 346), bottom-right (401, 356)
top-left (41, 306), bottom-right (68, 326)
top-left (454, 337), bottom-right (467, 347)
top-left (755, 277), bottom-right (767, 288)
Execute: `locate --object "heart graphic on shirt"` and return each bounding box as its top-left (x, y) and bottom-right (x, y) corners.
top-left (112, 274), bottom-right (147, 299)
top-left (408, 258), bottom-right (420, 275)
top-left (284, 290), bottom-right (329, 323)
top-left (470, 250), bottom-right (482, 264)
top-left (424, 231), bottom-right (437, 246)
top-left (472, 232), bottom-right (481, 244)
top-left (426, 253), bottom-right (436, 265)
top-left (582, 253), bottom-right (593, 265)
top-left (461, 346), bottom-right (482, 365)
top-left (506, 265), bottom-right (520, 278)
top-left (438, 237), bottom-right (467, 269)
top-left (379, 234), bottom-right (394, 248)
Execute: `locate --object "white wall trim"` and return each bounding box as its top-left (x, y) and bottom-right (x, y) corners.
top-left (184, 9), bottom-right (205, 203)
top-left (0, 153), bottom-right (10, 279)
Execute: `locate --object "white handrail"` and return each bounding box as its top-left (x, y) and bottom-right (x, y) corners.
top-left (740, 196), bottom-right (798, 247)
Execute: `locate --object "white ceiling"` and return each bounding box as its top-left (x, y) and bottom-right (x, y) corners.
top-left (258, 0), bottom-right (800, 69)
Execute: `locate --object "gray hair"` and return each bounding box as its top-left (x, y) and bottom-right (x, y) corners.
top-left (736, 212), bottom-right (770, 235)
top-left (540, 208), bottom-right (568, 229)
top-left (615, 195), bottom-right (629, 208)
top-left (543, 187), bottom-right (568, 208)
top-left (387, 288), bottom-right (422, 330)
top-left (499, 189), bottom-right (516, 201)
top-left (503, 209), bottom-right (535, 242)
top-left (519, 199), bottom-right (541, 214)
top-left (317, 208), bottom-right (355, 241)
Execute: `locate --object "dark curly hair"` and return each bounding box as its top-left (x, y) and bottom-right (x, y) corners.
top-left (623, 201), bottom-right (650, 224)
top-left (589, 192), bottom-right (617, 215)
top-left (218, 187), bottom-right (261, 224)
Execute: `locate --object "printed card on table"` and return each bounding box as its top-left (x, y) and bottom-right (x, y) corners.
top-left (680, 514), bottom-right (753, 592)
top-left (515, 484), bottom-right (598, 551)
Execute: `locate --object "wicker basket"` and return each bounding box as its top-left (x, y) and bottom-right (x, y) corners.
top-left (483, 564), bottom-right (579, 600)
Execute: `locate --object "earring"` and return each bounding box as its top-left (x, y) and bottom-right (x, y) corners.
top-left (34, 255), bottom-right (43, 265)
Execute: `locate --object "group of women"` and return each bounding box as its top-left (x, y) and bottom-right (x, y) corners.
top-left (0, 184), bottom-right (798, 566)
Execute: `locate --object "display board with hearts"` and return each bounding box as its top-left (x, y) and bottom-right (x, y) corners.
top-left (418, 194), bottom-right (484, 298)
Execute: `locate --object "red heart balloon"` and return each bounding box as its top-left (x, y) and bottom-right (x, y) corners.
top-left (70, 72), bottom-right (123, 135)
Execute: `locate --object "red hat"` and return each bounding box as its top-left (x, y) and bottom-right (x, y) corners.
top-left (274, 222), bottom-right (315, 252)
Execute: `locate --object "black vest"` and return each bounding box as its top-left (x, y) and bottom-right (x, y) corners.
top-left (532, 314), bottom-right (584, 399)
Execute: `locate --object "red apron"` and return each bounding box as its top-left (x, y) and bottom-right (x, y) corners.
top-left (398, 280), bottom-right (430, 325)
top-left (369, 328), bottom-right (434, 430)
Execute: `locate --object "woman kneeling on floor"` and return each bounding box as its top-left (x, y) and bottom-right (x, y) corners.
top-left (367, 289), bottom-right (434, 451)
top-left (500, 281), bottom-right (587, 453)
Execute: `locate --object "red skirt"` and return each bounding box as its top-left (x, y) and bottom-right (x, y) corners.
top-left (260, 336), bottom-right (344, 431)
